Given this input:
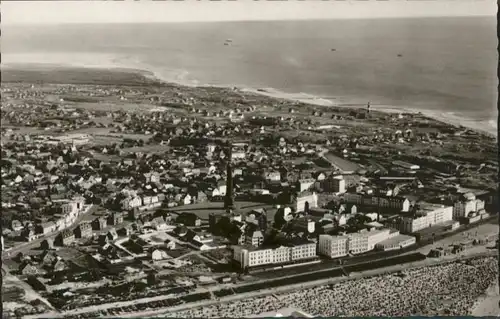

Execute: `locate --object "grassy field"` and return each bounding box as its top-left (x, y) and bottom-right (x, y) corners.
top-left (169, 201), bottom-right (275, 220)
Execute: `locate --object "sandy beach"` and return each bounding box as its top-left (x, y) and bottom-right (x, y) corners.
top-left (470, 280), bottom-right (500, 316)
top-left (2, 52), bottom-right (497, 137)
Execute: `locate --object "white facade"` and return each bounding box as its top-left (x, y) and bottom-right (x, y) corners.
top-left (318, 228), bottom-right (391, 258)
top-left (400, 204), bottom-right (453, 233)
top-left (453, 199), bottom-right (485, 219)
top-left (296, 192), bottom-right (318, 212)
top-left (233, 242), bottom-right (317, 269)
top-left (343, 193), bottom-right (410, 212)
top-left (318, 235), bottom-right (349, 259)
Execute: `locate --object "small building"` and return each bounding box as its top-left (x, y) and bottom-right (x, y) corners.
top-left (40, 238), bottom-right (54, 250)
top-left (108, 212), bottom-right (124, 226)
top-left (35, 221), bottom-right (57, 235)
top-left (92, 217), bottom-right (107, 230)
top-left (20, 263), bottom-right (39, 276)
top-left (74, 222), bottom-right (93, 238)
top-left (56, 229), bottom-right (75, 246)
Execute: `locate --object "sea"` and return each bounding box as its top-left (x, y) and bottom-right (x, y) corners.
top-left (2, 17), bottom-right (497, 134)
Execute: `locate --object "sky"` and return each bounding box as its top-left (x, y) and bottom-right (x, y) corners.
top-left (2, 0), bottom-right (496, 25)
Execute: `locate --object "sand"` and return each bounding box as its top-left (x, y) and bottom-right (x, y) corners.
top-left (470, 280), bottom-right (500, 316)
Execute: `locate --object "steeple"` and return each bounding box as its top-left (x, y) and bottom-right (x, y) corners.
top-left (224, 141), bottom-right (235, 212)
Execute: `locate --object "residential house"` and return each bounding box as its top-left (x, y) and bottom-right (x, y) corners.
top-left (22, 229), bottom-right (37, 242)
top-left (74, 222), bottom-right (93, 238)
top-left (40, 238), bottom-right (54, 250)
top-left (19, 263), bottom-right (39, 276)
top-left (216, 181), bottom-right (227, 196)
top-left (56, 229), bottom-right (75, 246)
top-left (35, 221), bottom-right (57, 235)
top-left (108, 212), bottom-right (124, 226)
top-left (92, 217), bottom-right (107, 230)
top-left (11, 220), bottom-right (24, 232)
top-left (152, 216), bottom-right (168, 231)
top-left (164, 239), bottom-right (176, 250)
top-left (150, 248), bottom-right (171, 261)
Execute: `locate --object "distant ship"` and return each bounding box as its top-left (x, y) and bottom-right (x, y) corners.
top-left (331, 48), bottom-right (336, 52)
top-left (397, 54), bottom-right (403, 57)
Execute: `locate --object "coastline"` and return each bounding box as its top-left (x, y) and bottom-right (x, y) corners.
top-left (2, 57), bottom-right (497, 138)
top-left (470, 280), bottom-right (500, 316)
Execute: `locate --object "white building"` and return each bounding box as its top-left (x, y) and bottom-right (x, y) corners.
top-left (233, 240), bottom-right (317, 270)
top-left (296, 191), bottom-right (318, 212)
top-left (318, 228), bottom-right (392, 258)
top-left (453, 193), bottom-right (485, 219)
top-left (400, 203), bottom-right (453, 233)
top-left (318, 235), bottom-right (349, 259)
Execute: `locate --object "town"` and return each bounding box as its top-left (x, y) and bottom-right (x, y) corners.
top-left (1, 71), bottom-right (498, 318)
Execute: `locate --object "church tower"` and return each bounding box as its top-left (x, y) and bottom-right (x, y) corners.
top-left (224, 142), bottom-right (235, 212)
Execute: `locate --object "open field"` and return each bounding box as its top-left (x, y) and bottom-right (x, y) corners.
top-left (169, 201), bottom-right (275, 220)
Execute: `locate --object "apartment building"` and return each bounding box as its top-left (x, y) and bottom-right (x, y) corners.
top-left (233, 240), bottom-right (317, 270)
top-left (453, 193), bottom-right (485, 219)
top-left (318, 228), bottom-right (391, 258)
top-left (322, 175), bottom-right (346, 194)
top-left (296, 191), bottom-right (318, 213)
top-left (399, 203), bottom-right (453, 234)
top-left (318, 235), bottom-right (349, 258)
top-left (343, 193), bottom-right (410, 212)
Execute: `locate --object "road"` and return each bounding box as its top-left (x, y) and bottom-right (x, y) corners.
top-left (2, 204), bottom-right (96, 259)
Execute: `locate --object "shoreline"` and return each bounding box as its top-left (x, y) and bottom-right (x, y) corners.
top-left (2, 59), bottom-right (497, 138)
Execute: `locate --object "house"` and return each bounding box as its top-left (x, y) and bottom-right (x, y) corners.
top-left (35, 221), bottom-right (57, 235)
top-left (182, 194), bottom-right (192, 205)
top-left (75, 222), bottom-right (92, 238)
top-left (152, 217), bottom-right (168, 231)
top-left (92, 217), bottom-right (107, 230)
top-left (150, 248), bottom-right (171, 261)
top-left (19, 263), bottom-right (39, 276)
top-left (164, 239), bottom-right (176, 250)
top-left (39, 251), bottom-right (57, 265)
top-left (51, 259), bottom-right (67, 272)
top-left (106, 229), bottom-right (119, 242)
top-left (11, 220), bottom-right (24, 232)
top-left (22, 229), bottom-right (37, 242)
top-left (117, 226), bottom-right (132, 237)
top-left (297, 179), bottom-right (315, 192)
top-left (56, 229), bottom-right (75, 246)
top-left (176, 212), bottom-right (201, 227)
top-left (108, 212), bottom-right (124, 226)
top-left (40, 239), bottom-right (54, 250)
top-left (216, 181), bottom-right (227, 196)
top-left (196, 191), bottom-right (208, 203)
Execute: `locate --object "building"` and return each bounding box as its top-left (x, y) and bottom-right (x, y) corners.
top-left (74, 222), bottom-right (92, 238)
top-left (232, 239), bottom-right (317, 270)
top-left (453, 193), bottom-right (485, 220)
top-left (322, 175), bottom-right (346, 193)
top-left (318, 235), bottom-right (349, 259)
top-left (56, 229), bottom-right (75, 246)
top-left (343, 193), bottom-right (411, 212)
top-left (92, 217), bottom-right (107, 230)
top-left (296, 191), bottom-right (318, 213)
top-left (398, 203), bottom-right (453, 234)
top-left (35, 221), bottom-right (57, 235)
top-left (244, 229), bottom-right (264, 248)
top-left (375, 234), bottom-right (416, 251)
top-left (108, 212), bottom-right (124, 226)
top-left (176, 212), bottom-right (201, 227)
top-left (297, 179), bottom-right (315, 192)
top-left (318, 228), bottom-right (392, 258)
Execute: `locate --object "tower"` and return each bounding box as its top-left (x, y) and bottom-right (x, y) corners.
top-left (224, 141), bottom-right (235, 212)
